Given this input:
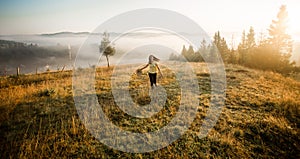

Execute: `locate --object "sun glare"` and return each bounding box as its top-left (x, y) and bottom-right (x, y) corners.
top-left (286, 5), bottom-right (300, 41)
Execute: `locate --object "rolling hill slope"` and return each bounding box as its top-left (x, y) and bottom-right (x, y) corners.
top-left (0, 63), bottom-right (299, 158)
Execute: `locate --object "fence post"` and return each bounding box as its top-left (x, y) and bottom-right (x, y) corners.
top-left (4, 66), bottom-right (7, 76)
top-left (61, 65), bottom-right (65, 72)
top-left (17, 67), bottom-right (20, 76)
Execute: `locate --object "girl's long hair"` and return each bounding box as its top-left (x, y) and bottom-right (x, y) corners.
top-left (148, 55), bottom-right (160, 64)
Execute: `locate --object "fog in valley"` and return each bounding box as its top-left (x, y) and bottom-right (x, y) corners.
top-left (0, 31), bottom-right (195, 75)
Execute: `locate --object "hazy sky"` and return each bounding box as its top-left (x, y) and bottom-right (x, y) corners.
top-left (0, 0), bottom-right (299, 40)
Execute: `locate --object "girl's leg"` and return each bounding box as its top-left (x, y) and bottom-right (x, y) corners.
top-left (148, 73), bottom-right (154, 87)
top-left (153, 73), bottom-right (157, 86)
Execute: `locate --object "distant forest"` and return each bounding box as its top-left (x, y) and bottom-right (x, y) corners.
top-left (170, 5), bottom-right (299, 74)
top-left (0, 40), bottom-right (75, 75)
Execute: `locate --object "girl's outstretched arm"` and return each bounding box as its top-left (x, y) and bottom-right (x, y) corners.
top-left (156, 64), bottom-right (163, 78)
top-left (139, 64), bottom-right (149, 71)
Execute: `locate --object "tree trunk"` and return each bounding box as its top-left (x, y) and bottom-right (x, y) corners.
top-left (106, 55), bottom-right (110, 67)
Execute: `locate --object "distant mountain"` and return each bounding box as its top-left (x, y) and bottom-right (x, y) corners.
top-left (38, 31), bottom-right (196, 37)
top-left (40, 31), bottom-right (91, 37)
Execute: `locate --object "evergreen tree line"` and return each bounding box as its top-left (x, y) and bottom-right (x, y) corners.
top-left (169, 5), bottom-right (297, 74)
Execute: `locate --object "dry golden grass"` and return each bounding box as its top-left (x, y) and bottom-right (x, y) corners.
top-left (0, 63), bottom-right (299, 158)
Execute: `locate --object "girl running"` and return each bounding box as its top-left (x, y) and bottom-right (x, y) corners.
top-left (137, 55), bottom-right (163, 88)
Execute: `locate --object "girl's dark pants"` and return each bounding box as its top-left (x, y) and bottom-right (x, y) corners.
top-left (148, 73), bottom-right (157, 87)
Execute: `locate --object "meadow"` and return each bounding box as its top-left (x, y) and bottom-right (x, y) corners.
top-left (0, 62), bottom-right (299, 158)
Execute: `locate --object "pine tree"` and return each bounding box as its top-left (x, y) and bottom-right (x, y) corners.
top-left (268, 5), bottom-right (293, 54)
top-left (245, 27), bottom-right (256, 66)
top-left (181, 45), bottom-right (187, 59)
top-left (227, 49), bottom-right (237, 64)
top-left (181, 45), bottom-right (195, 62)
top-left (186, 45), bottom-right (195, 61)
top-left (213, 31), bottom-right (229, 63)
top-left (199, 39), bottom-right (207, 54)
top-left (237, 27), bottom-right (257, 66)
top-left (169, 53), bottom-right (178, 61)
top-left (198, 39), bottom-right (208, 62)
top-left (221, 37), bottom-right (230, 62)
top-left (238, 30), bottom-right (247, 64)
top-left (208, 42), bottom-right (219, 63)
top-left (187, 45), bottom-right (194, 55)
top-left (268, 5), bottom-right (293, 72)
top-left (246, 27), bottom-right (256, 49)
top-left (241, 30), bottom-right (247, 47)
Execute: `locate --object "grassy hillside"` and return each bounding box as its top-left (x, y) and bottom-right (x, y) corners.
top-left (0, 63), bottom-right (299, 158)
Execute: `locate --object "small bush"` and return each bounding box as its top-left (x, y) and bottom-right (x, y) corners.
top-left (38, 88), bottom-right (55, 97)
